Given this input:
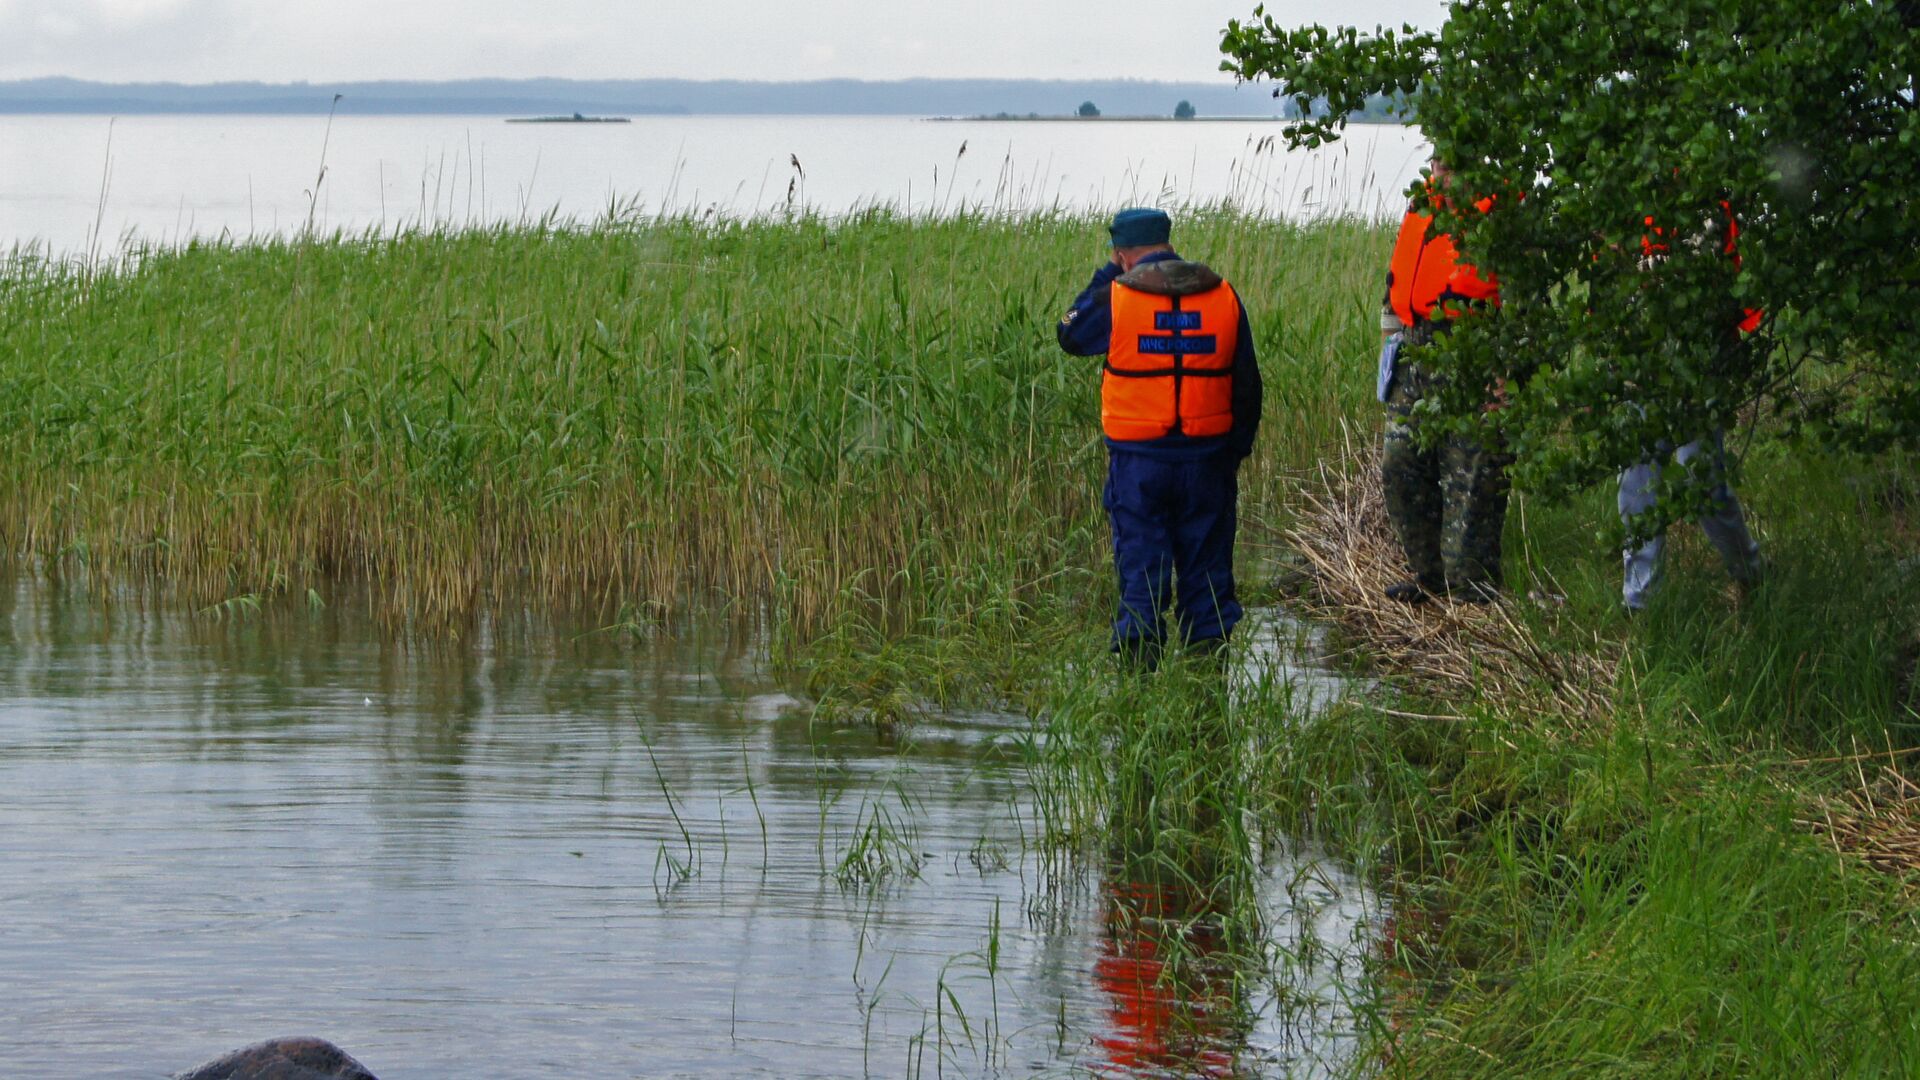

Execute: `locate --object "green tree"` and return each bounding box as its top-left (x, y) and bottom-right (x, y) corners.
top-left (1221, 2), bottom-right (1920, 508)
top-left (1078, 100), bottom-right (1101, 118)
top-left (1175, 100), bottom-right (1197, 120)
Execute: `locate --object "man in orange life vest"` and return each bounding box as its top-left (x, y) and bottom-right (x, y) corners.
top-left (1378, 160), bottom-right (1510, 605)
top-left (1058, 208), bottom-right (1263, 667)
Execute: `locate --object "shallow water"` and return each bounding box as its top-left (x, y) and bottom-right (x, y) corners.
top-left (0, 114), bottom-right (1430, 255)
top-left (0, 583), bottom-right (1378, 1079)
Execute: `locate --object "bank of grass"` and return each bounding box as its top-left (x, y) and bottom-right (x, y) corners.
top-left (1276, 443), bottom-right (1920, 1075)
top-left (0, 210), bottom-right (1382, 633)
top-left (10, 212), bottom-right (1920, 1074)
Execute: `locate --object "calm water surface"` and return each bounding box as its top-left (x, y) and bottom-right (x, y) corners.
top-left (0, 584), bottom-right (1377, 1078)
top-left (0, 114), bottom-right (1429, 255)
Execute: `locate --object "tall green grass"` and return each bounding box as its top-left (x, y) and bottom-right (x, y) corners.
top-left (0, 210), bottom-right (1385, 631)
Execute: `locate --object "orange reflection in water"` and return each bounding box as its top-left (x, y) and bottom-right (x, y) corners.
top-left (1093, 880), bottom-right (1247, 1078)
top-left (1375, 898), bottom-right (1437, 1075)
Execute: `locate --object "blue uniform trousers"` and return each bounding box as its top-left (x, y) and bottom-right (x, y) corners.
top-left (1104, 449), bottom-right (1243, 652)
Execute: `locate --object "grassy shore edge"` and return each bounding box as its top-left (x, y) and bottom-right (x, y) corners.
top-left (7, 212), bottom-right (1920, 1075)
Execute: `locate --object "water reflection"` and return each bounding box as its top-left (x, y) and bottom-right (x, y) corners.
top-left (1095, 880), bottom-right (1251, 1077)
top-left (0, 581), bottom-right (1377, 1078)
top-left (1091, 650), bottom-right (1270, 1080)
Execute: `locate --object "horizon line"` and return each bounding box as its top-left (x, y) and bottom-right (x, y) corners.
top-left (0, 74), bottom-right (1272, 89)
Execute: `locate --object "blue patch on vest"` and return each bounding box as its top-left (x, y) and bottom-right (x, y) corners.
top-left (1136, 334), bottom-right (1219, 355)
top-left (1154, 311), bottom-right (1204, 331)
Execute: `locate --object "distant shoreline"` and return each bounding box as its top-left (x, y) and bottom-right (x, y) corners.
top-left (930, 114), bottom-right (1411, 125)
top-left (506, 115), bottom-right (632, 124)
top-left (0, 76), bottom-right (1288, 119)
top-left (931, 115), bottom-right (1285, 123)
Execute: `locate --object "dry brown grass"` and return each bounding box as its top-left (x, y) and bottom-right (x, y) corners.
top-left (1799, 760), bottom-right (1920, 887)
top-left (1289, 432), bottom-right (1920, 887)
top-left (1282, 432), bottom-right (1621, 733)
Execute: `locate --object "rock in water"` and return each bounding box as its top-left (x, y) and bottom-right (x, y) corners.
top-left (173, 1038), bottom-right (379, 1080)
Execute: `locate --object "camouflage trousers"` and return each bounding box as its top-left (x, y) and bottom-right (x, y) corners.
top-left (1380, 359), bottom-right (1513, 593)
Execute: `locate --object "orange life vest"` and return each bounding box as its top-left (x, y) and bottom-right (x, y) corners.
top-left (1642, 202), bottom-right (1764, 334)
top-left (1387, 196), bottom-right (1499, 327)
top-left (1102, 276), bottom-right (1241, 442)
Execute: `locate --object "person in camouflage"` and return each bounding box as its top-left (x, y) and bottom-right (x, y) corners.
top-left (1377, 161), bottom-right (1510, 605)
top-left (1380, 352), bottom-right (1511, 604)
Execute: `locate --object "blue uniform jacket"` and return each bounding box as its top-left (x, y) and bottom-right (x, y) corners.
top-left (1056, 250), bottom-right (1263, 462)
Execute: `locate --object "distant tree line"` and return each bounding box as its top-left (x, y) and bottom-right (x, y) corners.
top-left (1066, 99), bottom-right (1202, 119)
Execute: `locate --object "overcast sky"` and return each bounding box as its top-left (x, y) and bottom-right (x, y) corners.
top-left (0, 0), bottom-right (1445, 84)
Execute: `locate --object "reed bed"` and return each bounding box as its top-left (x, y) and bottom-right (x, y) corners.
top-left (0, 210), bottom-right (1387, 632)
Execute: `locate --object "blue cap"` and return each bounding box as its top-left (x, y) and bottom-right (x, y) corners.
top-left (1109, 207), bottom-right (1172, 248)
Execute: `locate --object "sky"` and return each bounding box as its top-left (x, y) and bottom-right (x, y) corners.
top-left (0, 0), bottom-right (1444, 84)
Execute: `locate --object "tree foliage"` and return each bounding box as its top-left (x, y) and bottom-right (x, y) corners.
top-left (1222, 1), bottom-right (1920, 507)
top-left (1175, 99), bottom-right (1198, 120)
top-left (1078, 100), bottom-right (1101, 118)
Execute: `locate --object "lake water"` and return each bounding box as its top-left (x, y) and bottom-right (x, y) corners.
top-left (0, 115), bottom-right (1429, 256)
top-left (0, 584), bottom-right (1379, 1078)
